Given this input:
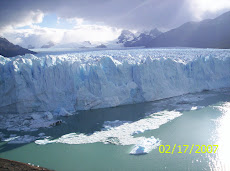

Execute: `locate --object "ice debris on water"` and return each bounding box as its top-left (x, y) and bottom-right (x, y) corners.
top-left (0, 132), bottom-right (4, 140)
top-left (56, 108), bottom-right (73, 117)
top-left (6, 135), bottom-right (37, 144)
top-left (102, 120), bottom-right (132, 131)
top-left (191, 106), bottom-right (198, 110)
top-left (43, 112), bottom-right (53, 120)
top-left (1, 132), bottom-right (49, 144)
top-left (2, 134), bottom-right (20, 142)
top-left (0, 111), bottom-right (65, 132)
top-left (38, 133), bottom-right (45, 137)
top-left (36, 110), bottom-right (182, 154)
top-left (132, 129), bottom-right (145, 135)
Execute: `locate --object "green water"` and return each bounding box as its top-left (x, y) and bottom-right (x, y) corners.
top-left (1, 89), bottom-right (230, 171)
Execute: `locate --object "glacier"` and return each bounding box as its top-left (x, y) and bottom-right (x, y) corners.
top-left (0, 48), bottom-right (230, 114)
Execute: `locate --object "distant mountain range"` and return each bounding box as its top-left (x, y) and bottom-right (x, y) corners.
top-left (147, 11), bottom-right (230, 48)
top-left (1, 10), bottom-right (230, 57)
top-left (41, 41), bottom-right (55, 48)
top-left (124, 28), bottom-right (162, 47)
top-left (119, 11), bottom-right (230, 49)
top-left (0, 37), bottom-right (36, 57)
top-left (53, 41), bottom-right (92, 49)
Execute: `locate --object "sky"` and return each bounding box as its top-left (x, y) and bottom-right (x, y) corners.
top-left (1, 0), bottom-right (230, 48)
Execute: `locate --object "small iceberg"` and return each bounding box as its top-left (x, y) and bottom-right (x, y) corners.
top-left (130, 137), bottom-right (160, 155)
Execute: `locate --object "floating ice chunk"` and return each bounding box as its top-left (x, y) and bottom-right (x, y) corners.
top-left (191, 106), bottom-right (204, 110)
top-left (7, 135), bottom-right (37, 144)
top-left (191, 106), bottom-right (198, 110)
top-left (132, 129), bottom-right (145, 135)
top-left (22, 120), bottom-right (30, 126)
top-left (30, 119), bottom-right (62, 130)
top-left (104, 137), bottom-right (121, 145)
top-left (38, 133), bottom-right (45, 137)
top-left (57, 108), bottom-right (73, 117)
top-left (102, 120), bottom-right (131, 130)
top-left (130, 137), bottom-right (160, 155)
top-left (38, 133), bottom-right (48, 139)
top-left (2, 133), bottom-right (38, 144)
top-left (43, 112), bottom-right (53, 120)
top-left (215, 102), bottom-right (230, 113)
top-left (7, 127), bottom-right (21, 131)
top-left (3, 134), bottom-right (20, 142)
top-left (0, 111), bottom-right (63, 132)
top-left (31, 114), bottom-right (42, 120)
top-left (0, 132), bottom-right (5, 140)
top-left (36, 137), bottom-right (53, 145)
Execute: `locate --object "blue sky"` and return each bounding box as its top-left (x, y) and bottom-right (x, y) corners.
top-left (18, 14), bottom-right (78, 29)
top-left (38, 14), bottom-right (77, 29)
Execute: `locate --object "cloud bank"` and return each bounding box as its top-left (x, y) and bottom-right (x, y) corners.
top-left (1, 0), bottom-right (230, 47)
top-left (1, 0), bottom-right (230, 30)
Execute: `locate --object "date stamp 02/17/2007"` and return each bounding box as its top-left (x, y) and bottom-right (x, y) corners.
top-left (159, 144), bottom-right (218, 154)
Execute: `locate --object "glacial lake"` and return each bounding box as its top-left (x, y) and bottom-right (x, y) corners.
top-left (0, 88), bottom-right (230, 171)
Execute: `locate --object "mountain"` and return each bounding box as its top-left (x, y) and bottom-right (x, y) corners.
top-left (95, 44), bottom-right (107, 48)
top-left (41, 41), bottom-right (55, 48)
top-left (149, 28), bottom-right (162, 37)
top-left (147, 11), bottom-right (230, 48)
top-left (27, 45), bottom-right (35, 49)
top-left (117, 30), bottom-right (135, 44)
top-left (53, 41), bottom-right (92, 49)
top-left (0, 37), bottom-right (36, 57)
top-left (124, 28), bottom-right (162, 47)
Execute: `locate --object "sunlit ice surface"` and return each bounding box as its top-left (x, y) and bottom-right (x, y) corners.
top-left (209, 102), bottom-right (230, 170)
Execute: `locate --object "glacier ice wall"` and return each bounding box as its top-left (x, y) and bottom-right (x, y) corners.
top-left (0, 49), bottom-right (230, 114)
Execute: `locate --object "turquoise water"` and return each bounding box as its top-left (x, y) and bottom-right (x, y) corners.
top-left (0, 88), bottom-right (230, 170)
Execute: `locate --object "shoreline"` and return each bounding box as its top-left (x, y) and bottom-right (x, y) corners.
top-left (0, 158), bottom-right (52, 171)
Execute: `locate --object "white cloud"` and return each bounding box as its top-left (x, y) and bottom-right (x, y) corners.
top-left (0, 10), bottom-right (44, 31)
top-left (1, 0), bottom-right (230, 31)
top-left (66, 17), bottom-right (84, 25)
top-left (2, 24), bottom-right (121, 48)
top-left (189, 0), bottom-right (230, 20)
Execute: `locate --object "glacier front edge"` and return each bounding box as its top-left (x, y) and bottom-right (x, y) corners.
top-left (0, 48), bottom-right (230, 114)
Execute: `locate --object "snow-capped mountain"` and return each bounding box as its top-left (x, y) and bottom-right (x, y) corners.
top-left (41, 41), bottom-right (55, 48)
top-left (53, 41), bottom-right (93, 49)
top-left (124, 28), bottom-right (162, 47)
top-left (117, 11), bottom-right (230, 48)
top-left (116, 28), bottom-right (162, 47)
top-left (117, 30), bottom-right (136, 44)
top-left (95, 44), bottom-right (107, 48)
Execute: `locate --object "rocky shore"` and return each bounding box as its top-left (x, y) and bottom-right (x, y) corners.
top-left (0, 158), bottom-right (52, 171)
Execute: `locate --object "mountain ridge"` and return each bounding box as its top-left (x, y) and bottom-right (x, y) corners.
top-left (146, 11), bottom-right (230, 48)
top-left (0, 37), bottom-right (36, 57)
top-left (117, 11), bottom-right (230, 49)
